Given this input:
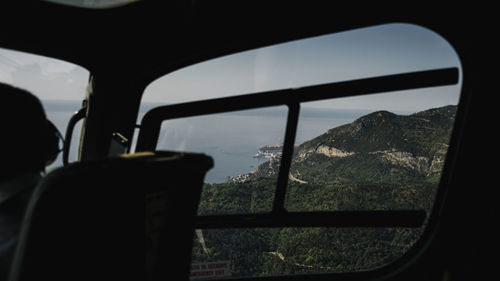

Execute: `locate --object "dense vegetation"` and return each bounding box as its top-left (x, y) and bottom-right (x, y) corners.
top-left (191, 106), bottom-right (456, 278)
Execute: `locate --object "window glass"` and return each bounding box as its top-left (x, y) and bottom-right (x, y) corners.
top-left (156, 107), bottom-right (288, 215)
top-left (141, 23), bottom-right (459, 108)
top-left (0, 48), bottom-right (89, 168)
top-left (286, 88), bottom-right (459, 212)
top-left (189, 87), bottom-right (460, 278)
top-left (138, 23), bottom-right (462, 278)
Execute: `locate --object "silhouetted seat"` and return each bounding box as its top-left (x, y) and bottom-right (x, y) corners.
top-left (9, 151), bottom-right (213, 281)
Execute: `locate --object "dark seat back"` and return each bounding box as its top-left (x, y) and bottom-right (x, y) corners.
top-left (9, 151), bottom-right (213, 281)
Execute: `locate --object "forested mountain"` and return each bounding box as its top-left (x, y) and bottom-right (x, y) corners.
top-left (252, 105), bottom-right (456, 184)
top-left (192, 105), bottom-right (457, 278)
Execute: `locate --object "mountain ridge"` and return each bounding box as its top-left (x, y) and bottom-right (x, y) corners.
top-left (244, 105), bottom-right (456, 184)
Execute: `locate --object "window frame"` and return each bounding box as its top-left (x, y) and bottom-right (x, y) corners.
top-left (137, 67), bottom-right (457, 224)
top-left (135, 36), bottom-right (465, 279)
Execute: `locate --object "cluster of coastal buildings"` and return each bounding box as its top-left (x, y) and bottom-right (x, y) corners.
top-left (227, 144), bottom-right (299, 184)
top-left (253, 144), bottom-right (284, 159)
top-left (253, 143), bottom-right (299, 159)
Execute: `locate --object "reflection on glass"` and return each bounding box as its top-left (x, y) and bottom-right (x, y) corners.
top-left (155, 107), bottom-right (287, 215)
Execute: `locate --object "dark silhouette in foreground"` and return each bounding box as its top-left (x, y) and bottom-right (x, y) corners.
top-left (0, 83), bottom-right (60, 280)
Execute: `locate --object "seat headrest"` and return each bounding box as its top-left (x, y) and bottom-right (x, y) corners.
top-left (10, 150), bottom-right (213, 281)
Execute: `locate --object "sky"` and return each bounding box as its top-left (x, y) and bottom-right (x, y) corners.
top-left (0, 23), bottom-right (462, 114)
top-left (0, 48), bottom-right (89, 101)
top-left (143, 23), bottom-right (462, 113)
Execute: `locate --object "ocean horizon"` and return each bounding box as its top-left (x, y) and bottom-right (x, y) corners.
top-left (43, 100), bottom-right (381, 183)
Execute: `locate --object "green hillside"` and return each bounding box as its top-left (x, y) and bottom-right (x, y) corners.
top-left (192, 105), bottom-right (457, 278)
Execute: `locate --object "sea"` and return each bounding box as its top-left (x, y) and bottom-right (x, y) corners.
top-left (43, 100), bottom-right (372, 183)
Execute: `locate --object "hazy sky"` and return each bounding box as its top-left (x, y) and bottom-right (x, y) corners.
top-left (0, 23), bottom-right (462, 114)
top-left (0, 48), bottom-right (89, 101)
top-left (144, 23), bottom-right (462, 113)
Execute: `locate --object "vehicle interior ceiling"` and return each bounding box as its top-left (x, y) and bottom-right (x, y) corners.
top-left (1, 1), bottom-right (496, 280)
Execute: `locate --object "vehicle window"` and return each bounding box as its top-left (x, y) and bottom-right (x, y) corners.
top-left (141, 23), bottom-right (459, 107)
top-left (0, 48), bottom-right (89, 168)
top-left (138, 23), bottom-right (461, 279)
top-left (286, 92), bottom-right (457, 212)
top-left (157, 107), bottom-right (288, 215)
